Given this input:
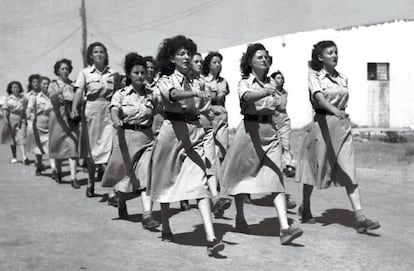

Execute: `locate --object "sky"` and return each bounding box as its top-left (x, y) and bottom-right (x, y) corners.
top-left (1, 0), bottom-right (414, 94)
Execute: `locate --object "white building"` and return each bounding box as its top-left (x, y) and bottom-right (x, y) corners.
top-left (218, 20), bottom-right (414, 129)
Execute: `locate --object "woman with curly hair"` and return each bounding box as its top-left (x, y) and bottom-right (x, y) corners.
top-left (150, 35), bottom-right (225, 257)
top-left (101, 52), bottom-right (160, 230)
top-left (220, 43), bottom-right (303, 245)
top-left (26, 76), bottom-right (53, 176)
top-left (1, 81), bottom-right (29, 164)
top-left (296, 40), bottom-right (380, 233)
top-left (48, 58), bottom-right (80, 187)
top-left (72, 42), bottom-right (117, 197)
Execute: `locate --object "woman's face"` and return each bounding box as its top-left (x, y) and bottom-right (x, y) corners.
top-left (274, 74), bottom-right (284, 88)
top-left (172, 48), bottom-right (191, 74)
top-left (40, 79), bottom-right (50, 93)
top-left (91, 45), bottom-right (107, 66)
top-left (146, 61), bottom-right (155, 81)
top-left (58, 63), bottom-right (70, 80)
top-left (319, 46), bottom-right (338, 69)
top-left (191, 55), bottom-right (202, 75)
top-left (128, 64), bottom-right (146, 87)
top-left (251, 50), bottom-right (270, 73)
top-left (11, 83), bottom-right (21, 96)
top-left (209, 56), bottom-right (222, 76)
top-left (31, 78), bottom-right (40, 92)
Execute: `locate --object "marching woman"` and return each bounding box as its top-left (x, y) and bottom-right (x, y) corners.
top-left (201, 52), bottom-right (232, 217)
top-left (296, 40), bottom-right (380, 233)
top-left (26, 76), bottom-right (53, 175)
top-left (101, 52), bottom-right (159, 230)
top-left (220, 43), bottom-right (303, 245)
top-left (48, 59), bottom-right (80, 187)
top-left (150, 35), bottom-right (225, 257)
top-left (72, 42), bottom-right (117, 197)
top-left (1, 81), bottom-right (29, 164)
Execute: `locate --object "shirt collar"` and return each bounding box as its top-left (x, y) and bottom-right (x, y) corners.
top-left (125, 84), bottom-right (148, 95)
top-left (91, 64), bottom-right (111, 74)
top-left (173, 69), bottom-right (192, 85)
top-left (318, 68), bottom-right (340, 80)
top-left (246, 73), bottom-right (270, 86)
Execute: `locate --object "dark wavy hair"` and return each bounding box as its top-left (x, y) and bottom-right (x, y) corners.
top-left (202, 51), bottom-right (223, 77)
top-left (270, 70), bottom-right (284, 79)
top-left (310, 40), bottom-right (337, 71)
top-left (27, 74), bottom-right (41, 91)
top-left (54, 58), bottom-right (73, 76)
top-left (124, 52), bottom-right (146, 86)
top-left (240, 43), bottom-right (268, 77)
top-left (156, 35), bottom-right (197, 76)
top-left (86, 42), bottom-right (109, 66)
top-left (7, 81), bottom-right (24, 95)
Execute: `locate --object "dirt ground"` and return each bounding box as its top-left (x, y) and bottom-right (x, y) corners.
top-left (1, 130), bottom-right (414, 271)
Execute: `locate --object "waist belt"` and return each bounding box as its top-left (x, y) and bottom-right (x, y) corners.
top-left (122, 123), bottom-right (151, 131)
top-left (165, 112), bottom-right (199, 122)
top-left (86, 97), bottom-right (111, 102)
top-left (243, 114), bottom-right (273, 123)
top-left (314, 108), bottom-right (340, 115)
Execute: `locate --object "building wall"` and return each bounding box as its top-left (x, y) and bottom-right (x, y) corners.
top-left (218, 20), bottom-right (414, 129)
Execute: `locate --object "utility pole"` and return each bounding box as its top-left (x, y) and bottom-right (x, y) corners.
top-left (80, 0), bottom-right (87, 67)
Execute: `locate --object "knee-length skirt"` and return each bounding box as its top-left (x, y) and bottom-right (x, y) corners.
top-left (211, 105), bottom-right (229, 162)
top-left (101, 128), bottom-right (153, 193)
top-left (83, 100), bottom-right (114, 164)
top-left (220, 119), bottom-right (285, 195)
top-left (49, 104), bottom-right (79, 159)
top-left (0, 113), bottom-right (27, 145)
top-left (27, 114), bottom-right (50, 155)
top-left (296, 114), bottom-right (356, 189)
top-left (149, 119), bottom-right (211, 203)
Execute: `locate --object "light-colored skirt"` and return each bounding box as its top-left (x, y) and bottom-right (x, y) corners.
top-left (296, 114), bottom-right (356, 189)
top-left (83, 100), bottom-right (114, 164)
top-left (27, 114), bottom-right (49, 155)
top-left (211, 105), bottom-right (229, 162)
top-left (149, 119), bottom-right (212, 203)
top-left (101, 128), bottom-right (153, 193)
top-left (220, 119), bottom-right (285, 195)
top-left (0, 113), bottom-right (26, 145)
top-left (49, 104), bottom-right (79, 159)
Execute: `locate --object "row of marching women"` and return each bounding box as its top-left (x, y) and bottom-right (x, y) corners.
top-left (0, 36), bottom-right (380, 257)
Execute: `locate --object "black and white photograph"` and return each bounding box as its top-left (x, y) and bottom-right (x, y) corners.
top-left (1, 0), bottom-right (413, 270)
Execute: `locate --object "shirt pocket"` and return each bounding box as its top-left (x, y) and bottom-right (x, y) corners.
top-left (86, 79), bottom-right (103, 92)
top-left (105, 78), bottom-right (114, 92)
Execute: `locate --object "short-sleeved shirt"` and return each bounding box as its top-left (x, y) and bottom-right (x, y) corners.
top-left (155, 69), bottom-right (207, 115)
top-left (2, 94), bottom-right (26, 115)
top-left (203, 75), bottom-right (229, 106)
top-left (110, 85), bottom-right (155, 126)
top-left (238, 74), bottom-right (281, 115)
top-left (74, 65), bottom-right (116, 100)
top-left (27, 92), bottom-right (52, 117)
top-left (48, 78), bottom-right (75, 105)
top-left (276, 88), bottom-right (288, 113)
top-left (308, 69), bottom-right (349, 110)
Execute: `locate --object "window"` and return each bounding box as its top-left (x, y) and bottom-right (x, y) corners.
top-left (367, 63), bottom-right (389, 81)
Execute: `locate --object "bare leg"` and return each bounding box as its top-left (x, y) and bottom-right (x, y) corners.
top-left (273, 192), bottom-right (289, 230)
top-left (197, 198), bottom-right (216, 242)
top-left (141, 192), bottom-right (152, 213)
top-left (19, 144), bottom-right (27, 160)
top-left (160, 203), bottom-right (171, 233)
top-left (235, 194), bottom-right (246, 221)
top-left (68, 158), bottom-right (77, 181)
top-left (50, 158), bottom-right (56, 171)
top-left (346, 185), bottom-right (362, 211)
top-left (87, 158), bottom-right (95, 188)
top-left (10, 145), bottom-right (17, 159)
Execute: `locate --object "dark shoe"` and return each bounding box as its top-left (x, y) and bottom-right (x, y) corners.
top-left (142, 216), bottom-right (160, 230)
top-left (107, 194), bottom-right (119, 207)
top-left (284, 166), bottom-right (296, 178)
top-left (71, 179), bottom-right (81, 189)
top-left (51, 169), bottom-right (57, 181)
top-left (213, 198), bottom-right (232, 218)
top-left (286, 195), bottom-right (297, 210)
top-left (23, 158), bottom-right (30, 165)
top-left (180, 200), bottom-right (190, 211)
top-left (235, 217), bottom-right (249, 234)
top-left (207, 239), bottom-right (225, 257)
top-left (86, 186), bottom-right (94, 198)
top-left (35, 167), bottom-right (42, 176)
top-left (161, 231), bottom-right (173, 241)
top-left (356, 217), bottom-right (381, 233)
top-left (55, 172), bottom-right (62, 184)
top-left (298, 204), bottom-right (316, 224)
top-left (280, 226), bottom-right (303, 245)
